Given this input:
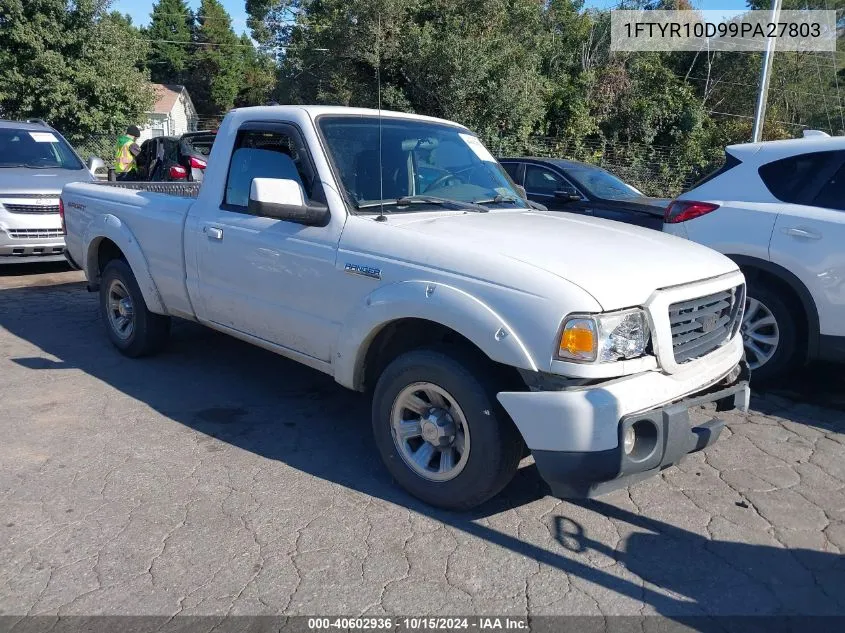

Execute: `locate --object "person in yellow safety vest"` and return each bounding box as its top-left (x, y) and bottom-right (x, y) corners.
top-left (114, 125), bottom-right (141, 180)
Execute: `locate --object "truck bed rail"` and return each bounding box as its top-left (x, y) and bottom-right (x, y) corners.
top-left (90, 181), bottom-right (201, 198)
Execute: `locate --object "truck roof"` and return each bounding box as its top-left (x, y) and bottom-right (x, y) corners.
top-left (231, 105), bottom-right (470, 130)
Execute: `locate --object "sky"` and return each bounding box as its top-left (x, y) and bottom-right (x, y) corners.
top-left (112, 0), bottom-right (251, 35)
top-left (113, 0), bottom-right (752, 36)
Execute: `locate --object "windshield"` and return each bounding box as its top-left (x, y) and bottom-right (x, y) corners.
top-left (566, 165), bottom-right (643, 201)
top-left (318, 116), bottom-right (527, 211)
top-left (0, 128), bottom-right (85, 170)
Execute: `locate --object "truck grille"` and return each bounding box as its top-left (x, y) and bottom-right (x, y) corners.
top-left (669, 286), bottom-right (743, 364)
top-left (7, 229), bottom-right (65, 239)
top-left (3, 204), bottom-right (60, 214)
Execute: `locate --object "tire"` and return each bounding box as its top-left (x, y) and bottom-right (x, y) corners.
top-left (99, 259), bottom-right (170, 358)
top-left (372, 348), bottom-right (523, 510)
top-left (742, 278), bottom-right (799, 383)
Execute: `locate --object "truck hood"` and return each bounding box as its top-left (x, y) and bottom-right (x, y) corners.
top-left (0, 167), bottom-right (93, 196)
top-left (390, 210), bottom-right (738, 309)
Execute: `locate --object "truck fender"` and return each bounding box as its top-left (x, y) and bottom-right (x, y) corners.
top-left (83, 214), bottom-right (167, 315)
top-left (334, 280), bottom-right (539, 390)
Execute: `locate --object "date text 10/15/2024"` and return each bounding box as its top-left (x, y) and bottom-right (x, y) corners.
top-left (307, 618), bottom-right (529, 630)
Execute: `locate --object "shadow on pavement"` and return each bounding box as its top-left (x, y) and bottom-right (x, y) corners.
top-left (2, 280), bottom-right (844, 622)
top-left (0, 261), bottom-right (71, 277)
top-left (757, 361), bottom-right (845, 412)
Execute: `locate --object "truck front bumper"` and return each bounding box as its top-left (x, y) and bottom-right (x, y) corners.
top-left (497, 338), bottom-right (749, 498)
top-left (535, 364), bottom-right (747, 497)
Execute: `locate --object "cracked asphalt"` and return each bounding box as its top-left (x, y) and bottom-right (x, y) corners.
top-left (1, 263), bottom-right (844, 619)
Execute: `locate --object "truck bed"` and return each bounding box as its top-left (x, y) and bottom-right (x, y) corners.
top-left (62, 180), bottom-right (199, 319)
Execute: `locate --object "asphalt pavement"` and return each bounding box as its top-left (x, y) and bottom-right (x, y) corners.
top-left (1, 263), bottom-right (843, 622)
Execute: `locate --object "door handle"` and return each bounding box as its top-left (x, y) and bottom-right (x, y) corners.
top-left (783, 227), bottom-right (821, 240)
top-left (204, 225), bottom-right (223, 240)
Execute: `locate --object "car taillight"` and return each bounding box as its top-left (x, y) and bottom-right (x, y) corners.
top-left (169, 165), bottom-right (188, 180)
top-left (664, 200), bottom-right (720, 223)
top-left (189, 156), bottom-right (207, 170)
top-left (59, 198), bottom-right (66, 235)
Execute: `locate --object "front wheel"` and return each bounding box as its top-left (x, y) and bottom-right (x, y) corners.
top-left (372, 348), bottom-right (523, 510)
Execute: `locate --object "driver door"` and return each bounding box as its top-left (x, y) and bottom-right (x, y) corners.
top-left (193, 123), bottom-right (342, 363)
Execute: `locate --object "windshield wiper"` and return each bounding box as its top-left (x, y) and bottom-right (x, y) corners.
top-left (357, 195), bottom-right (488, 213)
top-left (0, 164), bottom-right (27, 168)
top-left (472, 195), bottom-right (520, 205)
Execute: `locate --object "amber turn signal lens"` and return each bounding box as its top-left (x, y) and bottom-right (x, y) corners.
top-left (559, 319), bottom-right (597, 361)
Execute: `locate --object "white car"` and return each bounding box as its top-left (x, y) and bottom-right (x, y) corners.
top-left (664, 133), bottom-right (845, 381)
top-left (62, 105), bottom-right (749, 510)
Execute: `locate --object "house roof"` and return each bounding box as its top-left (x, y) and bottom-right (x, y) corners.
top-left (151, 84), bottom-right (187, 115)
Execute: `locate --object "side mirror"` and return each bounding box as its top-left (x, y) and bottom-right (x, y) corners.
top-left (515, 185), bottom-right (527, 199)
top-left (247, 178), bottom-right (329, 226)
top-left (554, 189), bottom-right (581, 202)
top-left (87, 156), bottom-right (107, 177)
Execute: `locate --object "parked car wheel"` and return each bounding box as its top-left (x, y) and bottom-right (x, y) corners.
top-left (100, 259), bottom-right (170, 357)
top-left (741, 280), bottom-right (798, 382)
top-left (372, 348), bottom-right (523, 510)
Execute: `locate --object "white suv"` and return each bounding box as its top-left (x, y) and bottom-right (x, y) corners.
top-left (664, 133), bottom-right (845, 381)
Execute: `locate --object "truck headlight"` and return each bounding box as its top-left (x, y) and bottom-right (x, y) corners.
top-left (558, 309), bottom-right (650, 363)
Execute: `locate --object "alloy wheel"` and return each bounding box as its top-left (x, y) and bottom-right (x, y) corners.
top-left (390, 382), bottom-right (471, 482)
top-left (742, 296), bottom-right (780, 370)
top-left (106, 279), bottom-right (135, 341)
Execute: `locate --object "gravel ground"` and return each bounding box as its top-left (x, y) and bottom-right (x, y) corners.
top-left (1, 264), bottom-right (844, 620)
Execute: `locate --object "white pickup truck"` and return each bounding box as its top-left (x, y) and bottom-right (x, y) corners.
top-left (62, 106), bottom-right (750, 510)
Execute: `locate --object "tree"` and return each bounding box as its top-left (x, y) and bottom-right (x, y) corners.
top-left (235, 33), bottom-right (277, 106)
top-left (0, 0), bottom-right (154, 141)
top-left (275, 0), bottom-right (548, 140)
top-left (146, 0), bottom-right (194, 84)
top-left (188, 0), bottom-right (244, 115)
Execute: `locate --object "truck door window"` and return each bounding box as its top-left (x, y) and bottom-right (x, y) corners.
top-left (224, 130), bottom-right (312, 211)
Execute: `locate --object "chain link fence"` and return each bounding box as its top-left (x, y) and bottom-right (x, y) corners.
top-left (73, 135), bottom-right (117, 179)
top-left (71, 133), bottom-right (715, 197)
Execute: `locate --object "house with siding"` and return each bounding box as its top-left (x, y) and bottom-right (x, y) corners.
top-left (139, 84), bottom-right (198, 141)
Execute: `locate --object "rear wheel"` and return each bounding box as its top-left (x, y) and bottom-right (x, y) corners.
top-left (741, 280), bottom-right (798, 382)
top-left (100, 259), bottom-right (170, 357)
top-left (372, 348), bottom-right (523, 510)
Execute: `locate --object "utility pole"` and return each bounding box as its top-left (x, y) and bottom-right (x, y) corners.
top-left (751, 0), bottom-right (783, 142)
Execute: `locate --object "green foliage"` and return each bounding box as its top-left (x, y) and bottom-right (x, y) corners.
top-left (0, 0), bottom-right (154, 141)
top-left (4, 0), bottom-right (839, 193)
top-left (186, 0), bottom-right (244, 114)
top-left (144, 0), bottom-right (278, 114)
top-left (235, 33), bottom-right (277, 107)
top-left (273, 0), bottom-right (548, 140)
top-left (146, 0), bottom-right (194, 84)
